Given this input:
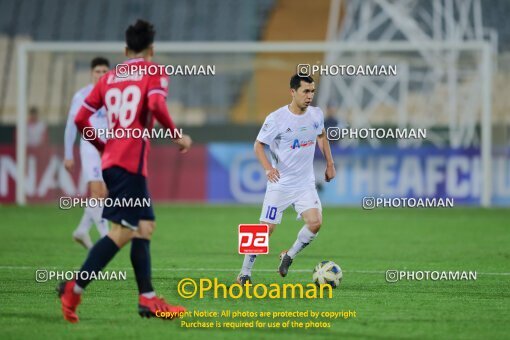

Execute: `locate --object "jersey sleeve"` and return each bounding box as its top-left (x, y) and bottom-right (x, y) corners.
top-left (256, 114), bottom-right (279, 145)
top-left (63, 93), bottom-right (81, 160)
top-left (82, 80), bottom-right (103, 112)
top-left (148, 94), bottom-right (177, 133)
top-left (147, 69), bottom-right (169, 98)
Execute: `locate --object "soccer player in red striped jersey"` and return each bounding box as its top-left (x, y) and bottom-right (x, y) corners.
top-left (58, 19), bottom-right (192, 323)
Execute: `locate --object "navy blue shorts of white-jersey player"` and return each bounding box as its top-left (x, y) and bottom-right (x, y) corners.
top-left (237, 74), bottom-right (336, 284)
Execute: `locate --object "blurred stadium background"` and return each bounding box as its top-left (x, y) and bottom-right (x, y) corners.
top-left (0, 0), bottom-right (509, 207)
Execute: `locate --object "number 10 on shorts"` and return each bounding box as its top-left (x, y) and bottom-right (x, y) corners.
top-left (238, 224), bottom-right (269, 254)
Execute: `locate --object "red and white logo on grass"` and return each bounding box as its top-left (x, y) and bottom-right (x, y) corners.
top-left (238, 224), bottom-right (269, 254)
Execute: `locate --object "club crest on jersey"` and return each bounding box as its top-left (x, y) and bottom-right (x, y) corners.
top-left (314, 121), bottom-right (320, 130)
top-left (291, 139), bottom-right (315, 149)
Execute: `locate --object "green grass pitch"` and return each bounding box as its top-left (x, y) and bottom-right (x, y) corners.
top-left (0, 205), bottom-right (508, 339)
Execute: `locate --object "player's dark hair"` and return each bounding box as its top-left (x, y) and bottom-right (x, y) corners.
top-left (290, 74), bottom-right (314, 90)
top-left (125, 19), bottom-right (155, 53)
top-left (90, 57), bottom-right (110, 69)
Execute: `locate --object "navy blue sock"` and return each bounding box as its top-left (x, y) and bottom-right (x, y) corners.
top-left (76, 236), bottom-right (120, 289)
top-left (130, 238), bottom-right (154, 294)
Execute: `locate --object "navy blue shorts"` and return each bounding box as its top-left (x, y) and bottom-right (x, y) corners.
top-left (102, 166), bottom-right (155, 229)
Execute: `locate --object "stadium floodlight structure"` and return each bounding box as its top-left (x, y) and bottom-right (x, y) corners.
top-left (319, 0), bottom-right (495, 206)
top-left (17, 38), bottom-right (493, 206)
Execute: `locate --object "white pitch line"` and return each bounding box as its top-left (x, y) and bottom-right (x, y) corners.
top-left (0, 266), bottom-right (509, 276)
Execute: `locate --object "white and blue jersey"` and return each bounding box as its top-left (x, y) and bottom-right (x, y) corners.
top-left (256, 105), bottom-right (324, 191)
top-left (64, 84), bottom-right (107, 182)
top-left (257, 105), bottom-right (325, 224)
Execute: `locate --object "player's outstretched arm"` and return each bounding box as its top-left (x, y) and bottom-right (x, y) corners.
top-left (63, 96), bottom-right (80, 172)
top-left (317, 129), bottom-right (335, 182)
top-left (148, 94), bottom-right (192, 153)
top-left (254, 140), bottom-right (279, 183)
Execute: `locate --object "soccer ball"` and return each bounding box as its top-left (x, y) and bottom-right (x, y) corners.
top-left (312, 261), bottom-right (342, 288)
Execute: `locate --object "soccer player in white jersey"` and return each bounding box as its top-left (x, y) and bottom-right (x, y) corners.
top-left (237, 74), bottom-right (336, 284)
top-left (63, 57), bottom-right (110, 249)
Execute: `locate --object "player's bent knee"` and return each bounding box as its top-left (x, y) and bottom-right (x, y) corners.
top-left (108, 224), bottom-right (134, 247)
top-left (307, 218), bottom-right (322, 233)
top-left (135, 221), bottom-right (155, 239)
top-left (265, 223), bottom-right (276, 236)
top-left (269, 225), bottom-right (276, 235)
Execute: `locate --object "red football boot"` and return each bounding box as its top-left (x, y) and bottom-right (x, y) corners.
top-left (138, 295), bottom-right (186, 319)
top-left (57, 281), bottom-right (81, 323)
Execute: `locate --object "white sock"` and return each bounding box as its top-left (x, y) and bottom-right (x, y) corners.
top-left (241, 255), bottom-right (257, 275)
top-left (88, 205), bottom-right (109, 237)
top-left (141, 291), bottom-right (156, 298)
top-left (73, 283), bottom-right (84, 295)
top-left (287, 225), bottom-right (317, 259)
top-left (74, 210), bottom-right (93, 234)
